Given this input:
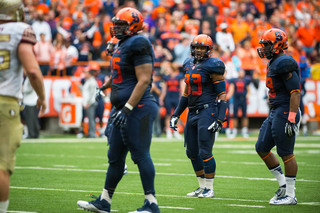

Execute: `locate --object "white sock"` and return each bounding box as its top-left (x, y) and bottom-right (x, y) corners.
top-left (205, 178), bottom-right (214, 190)
top-left (285, 176), bottom-right (296, 197)
top-left (145, 194), bottom-right (157, 205)
top-left (232, 128), bottom-right (237, 137)
top-left (242, 127), bottom-right (248, 134)
top-left (101, 188), bottom-right (112, 203)
top-left (0, 200), bottom-right (9, 213)
top-left (197, 177), bottom-right (205, 189)
top-left (270, 165), bottom-right (286, 187)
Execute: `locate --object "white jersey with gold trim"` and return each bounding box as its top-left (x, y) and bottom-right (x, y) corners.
top-left (0, 22), bottom-right (37, 99)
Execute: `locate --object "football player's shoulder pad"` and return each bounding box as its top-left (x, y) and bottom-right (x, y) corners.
top-left (129, 35), bottom-right (152, 55)
top-left (204, 57), bottom-right (225, 75)
top-left (182, 57), bottom-right (192, 70)
top-left (273, 55), bottom-right (298, 74)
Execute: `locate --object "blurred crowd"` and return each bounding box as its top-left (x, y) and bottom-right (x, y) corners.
top-left (23, 0), bottom-right (320, 80)
top-left (21, 0), bottom-right (320, 137)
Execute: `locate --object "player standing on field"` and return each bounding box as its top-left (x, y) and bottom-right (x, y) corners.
top-left (255, 28), bottom-right (301, 205)
top-left (0, 1), bottom-right (46, 212)
top-left (77, 7), bottom-right (160, 213)
top-left (170, 34), bottom-right (226, 198)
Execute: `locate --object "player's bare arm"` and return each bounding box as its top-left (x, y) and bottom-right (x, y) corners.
top-left (285, 72), bottom-right (301, 114)
top-left (18, 42), bottom-right (46, 115)
top-left (126, 63), bottom-right (153, 107)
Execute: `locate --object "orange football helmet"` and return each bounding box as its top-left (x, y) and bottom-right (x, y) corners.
top-left (111, 7), bottom-right (144, 39)
top-left (191, 34), bottom-right (213, 61)
top-left (105, 37), bottom-right (119, 56)
top-left (257, 28), bottom-right (288, 59)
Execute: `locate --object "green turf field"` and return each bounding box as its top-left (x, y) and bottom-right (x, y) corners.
top-left (9, 135), bottom-right (320, 213)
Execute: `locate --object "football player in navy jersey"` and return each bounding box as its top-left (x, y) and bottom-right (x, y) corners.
top-left (228, 69), bottom-right (251, 138)
top-left (170, 34), bottom-right (226, 198)
top-left (255, 28), bottom-right (301, 205)
top-left (77, 7), bottom-right (160, 213)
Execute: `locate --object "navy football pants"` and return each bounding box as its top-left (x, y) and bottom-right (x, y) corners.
top-left (105, 101), bottom-right (158, 195)
top-left (255, 106), bottom-right (301, 157)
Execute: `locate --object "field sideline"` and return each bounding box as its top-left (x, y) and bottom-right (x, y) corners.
top-left (8, 136), bottom-right (320, 213)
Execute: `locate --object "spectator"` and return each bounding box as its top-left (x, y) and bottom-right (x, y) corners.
top-left (34, 33), bottom-right (53, 75)
top-left (65, 37), bottom-right (79, 76)
top-left (31, 9), bottom-right (52, 42)
top-left (50, 36), bottom-right (67, 76)
top-left (174, 34), bottom-right (191, 72)
top-left (236, 39), bottom-right (259, 80)
top-left (297, 19), bottom-right (315, 58)
top-left (230, 13), bottom-right (250, 45)
top-left (216, 23), bottom-right (235, 53)
top-left (82, 66), bottom-right (98, 138)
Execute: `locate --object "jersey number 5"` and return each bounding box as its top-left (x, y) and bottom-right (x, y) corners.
top-left (0, 35), bottom-right (10, 71)
top-left (111, 56), bottom-right (123, 83)
top-left (266, 76), bottom-right (276, 98)
top-left (185, 73), bottom-right (202, 95)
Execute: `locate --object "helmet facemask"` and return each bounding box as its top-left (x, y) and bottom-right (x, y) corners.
top-left (191, 44), bottom-right (211, 62)
top-left (111, 19), bottom-right (129, 40)
top-left (257, 40), bottom-right (275, 59)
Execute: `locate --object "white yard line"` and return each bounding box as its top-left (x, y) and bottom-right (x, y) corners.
top-left (21, 136), bottom-right (320, 143)
top-left (10, 186), bottom-right (320, 206)
top-left (227, 204), bottom-right (266, 208)
top-left (160, 206), bottom-right (193, 210)
top-left (14, 166), bottom-right (320, 183)
top-left (7, 211), bottom-right (38, 213)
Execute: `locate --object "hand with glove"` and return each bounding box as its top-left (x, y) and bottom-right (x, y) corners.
top-left (95, 87), bottom-right (105, 102)
top-left (170, 115), bottom-right (179, 131)
top-left (285, 112), bottom-right (299, 137)
top-left (112, 104), bottom-right (132, 128)
top-left (208, 119), bottom-right (223, 133)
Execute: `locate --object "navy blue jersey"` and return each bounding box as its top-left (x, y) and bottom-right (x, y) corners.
top-left (183, 57), bottom-right (225, 108)
top-left (110, 35), bottom-right (155, 109)
top-left (266, 54), bottom-right (299, 107)
top-left (230, 77), bottom-right (251, 98)
top-left (163, 73), bottom-right (184, 97)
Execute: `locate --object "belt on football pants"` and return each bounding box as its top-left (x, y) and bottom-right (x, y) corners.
top-left (189, 104), bottom-right (209, 114)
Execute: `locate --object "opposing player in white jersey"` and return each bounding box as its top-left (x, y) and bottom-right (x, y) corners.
top-left (0, 0), bottom-right (46, 212)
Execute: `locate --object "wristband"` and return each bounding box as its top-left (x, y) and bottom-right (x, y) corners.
top-left (288, 112), bottom-right (296, 123)
top-left (125, 103), bottom-right (133, 111)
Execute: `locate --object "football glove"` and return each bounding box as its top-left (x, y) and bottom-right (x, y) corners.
top-left (208, 120), bottom-right (223, 133)
top-left (170, 115), bottom-right (179, 131)
top-left (95, 87), bottom-right (105, 102)
top-left (112, 106), bottom-right (131, 128)
top-left (285, 120), bottom-right (298, 137)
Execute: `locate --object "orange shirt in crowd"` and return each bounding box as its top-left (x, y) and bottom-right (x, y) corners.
top-left (237, 47), bottom-right (259, 71)
top-left (211, 0), bottom-right (230, 15)
top-left (231, 20), bottom-right (250, 44)
top-left (83, 0), bottom-right (102, 16)
top-left (216, 15), bottom-right (234, 27)
top-left (297, 26), bottom-right (315, 47)
top-left (253, 0), bottom-right (265, 14)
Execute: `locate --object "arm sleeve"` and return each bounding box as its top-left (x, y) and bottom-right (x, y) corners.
top-left (173, 96), bottom-right (188, 117)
